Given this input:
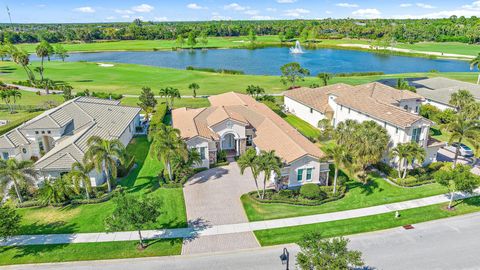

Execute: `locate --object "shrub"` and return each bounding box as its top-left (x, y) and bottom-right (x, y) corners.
top-left (217, 150), bottom-right (227, 162)
top-left (278, 189), bottom-right (295, 198)
top-left (300, 183), bottom-right (326, 200)
top-left (149, 104), bottom-right (168, 133)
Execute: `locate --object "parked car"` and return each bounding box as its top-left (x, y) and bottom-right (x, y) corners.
top-left (445, 143), bottom-right (474, 157)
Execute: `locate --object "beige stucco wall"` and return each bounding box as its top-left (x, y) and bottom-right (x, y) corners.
top-left (287, 155), bottom-right (322, 187)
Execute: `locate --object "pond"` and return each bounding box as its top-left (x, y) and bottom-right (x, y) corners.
top-left (38, 47), bottom-right (473, 75)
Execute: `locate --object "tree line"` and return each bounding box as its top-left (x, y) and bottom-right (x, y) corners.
top-left (1, 16), bottom-right (480, 44)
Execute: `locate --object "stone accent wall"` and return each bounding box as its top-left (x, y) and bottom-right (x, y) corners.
top-left (209, 151), bottom-right (217, 165)
top-left (239, 139), bottom-right (247, 155)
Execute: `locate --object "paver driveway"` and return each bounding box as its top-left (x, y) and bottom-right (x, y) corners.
top-left (182, 162), bottom-right (260, 254)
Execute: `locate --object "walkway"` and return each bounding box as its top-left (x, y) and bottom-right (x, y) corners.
top-left (2, 188), bottom-right (478, 247)
top-left (182, 162), bottom-right (259, 254)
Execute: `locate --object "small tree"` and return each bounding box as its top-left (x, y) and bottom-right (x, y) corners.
top-left (199, 32), bottom-right (208, 49)
top-left (38, 176), bottom-right (75, 205)
top-left (175, 35), bottom-right (185, 48)
top-left (434, 164), bottom-right (479, 209)
top-left (238, 148), bottom-right (261, 198)
top-left (280, 62), bottom-right (310, 87)
top-left (296, 232), bottom-right (364, 270)
top-left (248, 29), bottom-right (257, 45)
top-left (317, 119), bottom-right (333, 141)
top-left (245, 85), bottom-right (265, 99)
top-left (0, 205), bottom-right (21, 241)
top-left (325, 144), bottom-right (351, 194)
top-left (257, 150), bottom-right (282, 199)
top-left (317, 72), bottom-right (333, 86)
top-left (188, 83), bottom-right (200, 98)
top-left (105, 192), bottom-right (162, 249)
top-left (61, 83), bottom-right (74, 101)
top-left (54, 44), bottom-right (69, 62)
top-left (138, 86), bottom-right (157, 109)
top-left (187, 32), bottom-right (197, 49)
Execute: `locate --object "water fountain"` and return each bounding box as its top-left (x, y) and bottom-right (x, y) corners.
top-left (289, 40), bottom-right (304, 54)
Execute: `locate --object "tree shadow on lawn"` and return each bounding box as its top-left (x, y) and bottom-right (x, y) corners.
top-left (19, 220), bottom-right (79, 235)
top-left (348, 179), bottom-right (382, 196)
top-left (1, 243), bottom-right (67, 260)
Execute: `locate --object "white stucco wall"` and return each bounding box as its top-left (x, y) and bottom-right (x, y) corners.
top-left (284, 97), bottom-right (326, 127)
top-left (287, 155), bottom-right (322, 187)
top-left (422, 99), bottom-right (455, 111)
top-left (186, 136), bottom-right (211, 168)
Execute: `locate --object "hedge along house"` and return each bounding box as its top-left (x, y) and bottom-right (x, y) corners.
top-left (0, 97), bottom-right (141, 186)
top-left (172, 92), bottom-right (330, 188)
top-left (284, 82), bottom-right (445, 167)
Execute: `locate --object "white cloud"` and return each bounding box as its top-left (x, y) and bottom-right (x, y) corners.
top-left (266, 7), bottom-right (277, 12)
top-left (352, 8), bottom-right (381, 18)
top-left (224, 3), bottom-right (248, 11)
top-left (245, 9), bottom-right (259, 15)
top-left (277, 0), bottom-right (297, 3)
top-left (336, 3), bottom-right (359, 8)
top-left (187, 3), bottom-right (207, 10)
top-left (416, 3), bottom-right (435, 9)
top-left (325, 10), bottom-right (332, 14)
top-left (154, 16), bottom-right (168, 21)
top-left (462, 0), bottom-right (480, 9)
top-left (394, 1), bottom-right (480, 18)
top-left (106, 16), bottom-right (116, 20)
top-left (74, 6), bottom-right (95, 13)
top-left (212, 15), bottom-right (232, 20)
top-left (132, 4), bottom-right (154, 13)
top-left (115, 9), bottom-right (134, 14)
top-left (121, 15), bottom-right (131, 19)
top-left (251, 15), bottom-right (274, 20)
top-left (399, 3), bottom-right (412, 7)
top-left (284, 8), bottom-right (310, 17)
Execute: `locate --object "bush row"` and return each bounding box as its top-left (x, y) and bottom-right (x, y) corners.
top-left (335, 71), bottom-right (384, 77)
top-left (186, 66), bottom-right (245, 75)
top-left (16, 193), bottom-right (114, 208)
top-left (374, 162), bottom-right (445, 187)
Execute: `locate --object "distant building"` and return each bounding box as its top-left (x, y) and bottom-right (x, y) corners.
top-left (172, 92), bottom-right (330, 188)
top-left (284, 82), bottom-right (444, 166)
top-left (0, 97), bottom-right (141, 186)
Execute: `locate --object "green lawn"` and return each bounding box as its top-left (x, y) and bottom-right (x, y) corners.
top-left (255, 196), bottom-right (480, 246)
top-left (17, 136), bottom-right (187, 235)
top-left (241, 175), bottom-right (447, 221)
top-left (283, 113), bottom-right (321, 139)
top-left (1, 61), bottom-right (478, 97)
top-left (396, 42), bottom-right (480, 56)
top-left (0, 238), bottom-right (182, 266)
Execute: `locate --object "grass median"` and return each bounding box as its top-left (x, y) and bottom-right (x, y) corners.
top-left (255, 196), bottom-right (480, 246)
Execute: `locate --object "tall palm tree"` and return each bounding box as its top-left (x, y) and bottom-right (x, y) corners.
top-left (171, 148), bottom-right (202, 177)
top-left (169, 87), bottom-right (181, 109)
top-left (355, 121), bottom-right (390, 175)
top-left (470, 53), bottom-right (480, 85)
top-left (8, 45), bottom-right (35, 83)
top-left (237, 148), bottom-right (261, 198)
top-left (442, 115), bottom-right (480, 167)
top-left (257, 150), bottom-right (282, 200)
top-left (158, 87), bottom-right (171, 108)
top-left (325, 144), bottom-right (351, 194)
top-left (0, 159), bottom-right (37, 203)
top-left (84, 136), bottom-right (126, 193)
top-left (403, 142), bottom-right (426, 178)
top-left (188, 83), bottom-right (199, 98)
top-left (35, 40), bottom-right (54, 81)
top-left (449, 89), bottom-right (475, 112)
top-left (8, 89), bottom-right (21, 113)
top-left (334, 119), bottom-right (359, 148)
top-left (389, 143), bottom-right (411, 179)
top-left (67, 161), bottom-right (94, 199)
top-left (149, 123), bottom-right (187, 181)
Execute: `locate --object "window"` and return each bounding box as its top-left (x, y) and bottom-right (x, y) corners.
top-left (395, 127), bottom-right (399, 134)
top-left (310, 108), bottom-right (313, 114)
top-left (35, 131), bottom-right (39, 135)
top-left (340, 105), bottom-right (343, 111)
top-left (39, 141), bottom-right (45, 152)
top-left (199, 147), bottom-right (206, 160)
top-left (47, 131), bottom-right (51, 134)
top-left (246, 135), bottom-right (253, 147)
top-left (22, 148), bottom-right (27, 154)
top-left (348, 108), bottom-right (351, 114)
top-left (306, 168), bottom-right (313, 181)
top-left (404, 105), bottom-right (408, 110)
top-left (412, 127), bottom-right (422, 143)
top-left (41, 131), bottom-right (45, 134)
top-left (297, 169), bottom-right (304, 182)
top-left (2, 152), bottom-right (8, 160)
top-left (415, 106), bottom-right (419, 113)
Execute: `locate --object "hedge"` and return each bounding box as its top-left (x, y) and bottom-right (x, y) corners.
top-left (247, 185), bottom-right (346, 206)
top-left (149, 103), bottom-right (167, 132)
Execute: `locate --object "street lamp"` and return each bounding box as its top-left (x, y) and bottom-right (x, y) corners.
top-left (279, 247), bottom-right (289, 270)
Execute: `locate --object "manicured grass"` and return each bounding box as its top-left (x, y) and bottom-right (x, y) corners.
top-left (396, 42), bottom-right (480, 56)
top-left (0, 238), bottom-right (182, 266)
top-left (283, 113), bottom-right (321, 139)
top-left (241, 175), bottom-right (447, 221)
top-left (1, 61), bottom-right (478, 96)
top-left (255, 196), bottom-right (480, 246)
top-left (17, 136), bottom-right (187, 235)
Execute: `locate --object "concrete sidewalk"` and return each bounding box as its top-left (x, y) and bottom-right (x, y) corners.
top-left (1, 189), bottom-right (477, 247)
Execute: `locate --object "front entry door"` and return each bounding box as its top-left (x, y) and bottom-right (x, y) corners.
top-left (222, 134), bottom-right (235, 150)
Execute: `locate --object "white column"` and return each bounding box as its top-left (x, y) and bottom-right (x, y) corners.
top-left (236, 139), bottom-right (240, 156)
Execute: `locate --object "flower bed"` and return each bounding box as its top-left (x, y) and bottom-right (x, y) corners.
top-left (246, 185), bottom-right (346, 206)
top-left (374, 162), bottom-right (445, 187)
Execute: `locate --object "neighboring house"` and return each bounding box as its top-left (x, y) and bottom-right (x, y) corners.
top-left (378, 77), bottom-right (480, 111)
top-left (284, 82), bottom-right (444, 166)
top-left (0, 97), bottom-right (141, 186)
top-left (172, 92), bottom-right (330, 188)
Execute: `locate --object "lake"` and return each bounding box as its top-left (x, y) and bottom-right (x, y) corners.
top-left (38, 47), bottom-right (473, 75)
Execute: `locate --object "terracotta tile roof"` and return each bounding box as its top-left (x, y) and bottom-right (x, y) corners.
top-left (284, 83), bottom-right (351, 113)
top-left (172, 92), bottom-right (325, 163)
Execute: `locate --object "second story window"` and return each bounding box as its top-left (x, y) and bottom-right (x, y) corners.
top-left (412, 127), bottom-right (422, 143)
top-left (404, 105), bottom-right (409, 111)
top-left (246, 135), bottom-right (253, 147)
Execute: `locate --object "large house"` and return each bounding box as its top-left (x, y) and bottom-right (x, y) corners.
top-left (172, 92), bottom-right (330, 188)
top-left (0, 97), bottom-right (141, 186)
top-left (284, 82), bottom-right (444, 166)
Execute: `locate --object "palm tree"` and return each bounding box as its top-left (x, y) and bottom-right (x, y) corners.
top-left (443, 116), bottom-right (480, 168)
top-left (470, 53), bottom-right (480, 84)
top-left (158, 87), bottom-right (170, 108)
top-left (68, 161), bottom-right (94, 199)
top-left (403, 142), bottom-right (426, 178)
top-left (389, 143), bottom-right (411, 179)
top-left (237, 148), bottom-right (261, 198)
top-left (8, 89), bottom-right (21, 113)
top-left (0, 159), bottom-right (37, 203)
top-left (450, 89), bottom-right (475, 112)
top-left (149, 123), bottom-right (187, 181)
top-left (84, 136), bottom-right (126, 193)
top-left (38, 176), bottom-right (74, 205)
top-left (188, 83), bottom-right (200, 98)
top-left (257, 150), bottom-right (282, 199)
top-left (169, 87), bottom-right (181, 109)
top-left (325, 144), bottom-right (351, 194)
top-left (8, 45), bottom-right (35, 83)
top-left (317, 73), bottom-right (333, 86)
top-left (35, 40), bottom-right (54, 81)
top-left (171, 148), bottom-right (202, 177)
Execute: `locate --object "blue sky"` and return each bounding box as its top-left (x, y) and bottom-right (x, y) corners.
top-left (2, 0), bottom-right (480, 23)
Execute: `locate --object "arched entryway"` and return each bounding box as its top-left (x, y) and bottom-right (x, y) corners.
top-left (220, 132), bottom-right (240, 158)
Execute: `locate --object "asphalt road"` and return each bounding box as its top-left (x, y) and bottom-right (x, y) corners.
top-left (3, 212), bottom-right (480, 270)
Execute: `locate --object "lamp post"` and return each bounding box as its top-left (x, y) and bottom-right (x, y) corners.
top-left (279, 247), bottom-right (289, 270)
